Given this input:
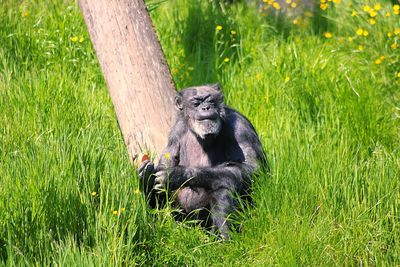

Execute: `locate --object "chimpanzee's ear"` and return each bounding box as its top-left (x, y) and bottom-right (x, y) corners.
top-left (175, 93), bottom-right (183, 111)
top-left (210, 83), bottom-right (221, 91)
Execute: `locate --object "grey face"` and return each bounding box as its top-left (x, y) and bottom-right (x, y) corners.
top-left (176, 85), bottom-right (225, 140)
top-left (189, 115), bottom-right (222, 140)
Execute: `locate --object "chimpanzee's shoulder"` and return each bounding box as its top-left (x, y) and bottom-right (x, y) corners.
top-left (223, 107), bottom-right (266, 166)
top-left (223, 107), bottom-right (257, 135)
top-left (167, 116), bottom-right (188, 145)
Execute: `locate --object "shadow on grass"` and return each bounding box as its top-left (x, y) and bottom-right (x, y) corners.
top-left (261, 6), bottom-right (329, 39)
top-left (42, 187), bottom-right (89, 247)
top-left (175, 1), bottom-right (240, 87)
top-left (0, 238), bottom-right (6, 263)
top-left (172, 1), bottom-right (331, 88)
top-left (0, 187), bottom-right (90, 263)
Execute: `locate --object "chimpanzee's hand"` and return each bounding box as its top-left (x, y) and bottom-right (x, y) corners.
top-left (138, 160), bottom-right (155, 180)
top-left (153, 166), bottom-right (193, 191)
top-left (154, 169), bottom-right (167, 191)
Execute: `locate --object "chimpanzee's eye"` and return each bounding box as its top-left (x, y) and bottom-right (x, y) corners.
top-left (192, 100), bottom-right (201, 107)
top-left (207, 101), bottom-right (216, 107)
top-left (208, 98), bottom-right (218, 106)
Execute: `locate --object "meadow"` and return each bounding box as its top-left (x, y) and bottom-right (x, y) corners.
top-left (1, 0), bottom-right (399, 265)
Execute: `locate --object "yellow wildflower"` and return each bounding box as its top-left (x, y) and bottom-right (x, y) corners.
top-left (231, 30), bottom-right (237, 35)
top-left (348, 37), bottom-right (353, 42)
top-left (112, 210), bottom-right (119, 215)
top-left (368, 19), bottom-right (376, 25)
top-left (164, 152), bottom-right (171, 160)
top-left (91, 192), bottom-right (97, 197)
top-left (292, 19), bottom-right (300, 25)
top-left (332, 0), bottom-right (340, 4)
top-left (70, 36), bottom-right (78, 42)
top-left (79, 37), bottom-right (84, 43)
top-left (120, 208), bottom-right (126, 212)
top-left (363, 30), bottom-right (369, 37)
top-left (358, 45), bottom-right (364, 51)
top-left (394, 5), bottom-right (400, 12)
top-left (369, 10), bottom-right (377, 17)
top-left (395, 28), bottom-right (400, 35)
top-left (397, 72), bottom-right (400, 78)
top-left (273, 2), bottom-right (281, 10)
top-left (22, 11), bottom-right (29, 17)
top-left (351, 11), bottom-right (358, 17)
top-left (356, 28), bottom-right (364, 36)
top-left (391, 43), bottom-right (397, 49)
top-left (286, 0), bottom-right (292, 3)
top-left (385, 12), bottom-right (391, 17)
top-left (374, 3), bottom-right (381, 11)
top-left (223, 57), bottom-right (230, 63)
top-left (285, 76), bottom-right (290, 83)
top-left (374, 56), bottom-right (385, 65)
top-left (363, 5), bottom-right (371, 12)
top-left (291, 2), bottom-right (297, 8)
top-left (216, 25), bottom-right (223, 31)
top-left (323, 32), bottom-right (333, 38)
top-left (320, 3), bottom-right (328, 10)
top-left (134, 188), bottom-right (140, 195)
top-left (320, 0), bottom-right (327, 3)
top-left (388, 32), bottom-right (393, 38)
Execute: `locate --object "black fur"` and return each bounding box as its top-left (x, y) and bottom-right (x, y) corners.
top-left (138, 84), bottom-right (267, 239)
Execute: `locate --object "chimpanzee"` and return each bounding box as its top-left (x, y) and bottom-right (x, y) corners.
top-left (138, 84), bottom-right (267, 239)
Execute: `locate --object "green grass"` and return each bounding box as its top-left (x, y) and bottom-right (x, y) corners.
top-left (1, 0), bottom-right (399, 265)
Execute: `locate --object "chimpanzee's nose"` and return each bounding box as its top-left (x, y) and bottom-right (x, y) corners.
top-left (202, 105), bottom-right (210, 111)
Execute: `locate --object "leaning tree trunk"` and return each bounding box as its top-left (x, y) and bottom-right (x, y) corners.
top-left (79, 0), bottom-right (176, 161)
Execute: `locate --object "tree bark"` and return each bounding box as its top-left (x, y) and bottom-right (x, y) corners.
top-left (79, 0), bottom-right (176, 161)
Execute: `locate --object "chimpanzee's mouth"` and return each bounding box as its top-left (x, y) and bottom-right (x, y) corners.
top-left (196, 112), bottom-right (219, 121)
top-left (196, 118), bottom-right (220, 127)
top-left (197, 118), bottom-right (216, 122)
top-left (191, 117), bottom-right (222, 139)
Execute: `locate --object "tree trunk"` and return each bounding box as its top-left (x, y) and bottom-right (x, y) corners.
top-left (79, 0), bottom-right (176, 161)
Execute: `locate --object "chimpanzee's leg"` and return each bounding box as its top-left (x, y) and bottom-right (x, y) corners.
top-left (209, 188), bottom-right (235, 239)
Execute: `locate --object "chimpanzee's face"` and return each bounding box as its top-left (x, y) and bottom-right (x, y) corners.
top-left (176, 84), bottom-right (225, 140)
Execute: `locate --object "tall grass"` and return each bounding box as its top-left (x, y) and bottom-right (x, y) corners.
top-left (1, 0), bottom-right (399, 265)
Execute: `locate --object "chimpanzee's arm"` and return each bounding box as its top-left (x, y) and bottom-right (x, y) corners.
top-left (138, 120), bottom-right (184, 197)
top-left (168, 145), bottom-right (259, 191)
top-left (157, 120), bottom-right (185, 169)
top-left (167, 113), bottom-right (265, 192)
